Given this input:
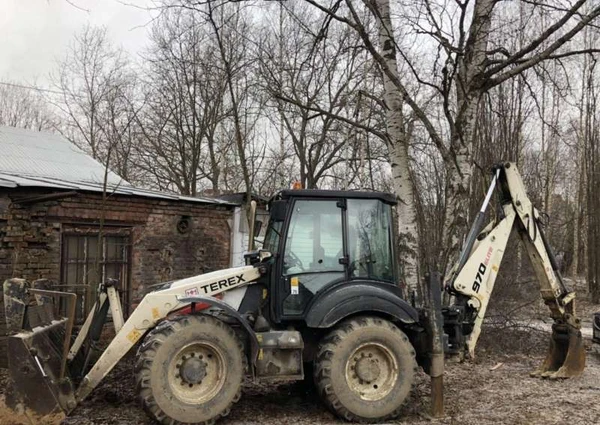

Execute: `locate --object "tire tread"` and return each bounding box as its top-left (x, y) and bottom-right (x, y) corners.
top-left (134, 314), bottom-right (246, 425)
top-left (314, 316), bottom-right (417, 422)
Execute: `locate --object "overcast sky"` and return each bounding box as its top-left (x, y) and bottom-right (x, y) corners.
top-left (0, 0), bottom-right (154, 85)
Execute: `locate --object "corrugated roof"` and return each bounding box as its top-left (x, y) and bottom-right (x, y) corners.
top-left (0, 126), bottom-right (124, 186)
top-left (0, 126), bottom-right (233, 206)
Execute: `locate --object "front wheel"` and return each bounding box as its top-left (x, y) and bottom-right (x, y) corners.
top-left (135, 315), bottom-right (246, 425)
top-left (314, 316), bottom-right (417, 422)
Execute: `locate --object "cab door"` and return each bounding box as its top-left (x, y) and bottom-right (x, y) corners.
top-left (278, 199), bottom-right (346, 319)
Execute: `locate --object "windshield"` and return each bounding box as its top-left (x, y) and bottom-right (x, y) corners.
top-left (263, 220), bottom-right (282, 253)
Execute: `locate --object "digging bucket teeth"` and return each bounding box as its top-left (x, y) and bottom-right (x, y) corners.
top-left (530, 321), bottom-right (586, 379)
top-left (3, 278), bottom-right (78, 420)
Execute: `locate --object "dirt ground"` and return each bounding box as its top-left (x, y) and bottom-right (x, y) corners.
top-left (1, 334), bottom-right (599, 425)
top-left (1, 274), bottom-right (598, 425)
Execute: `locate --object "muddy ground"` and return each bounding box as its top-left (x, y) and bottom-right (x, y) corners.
top-left (1, 277), bottom-right (598, 425)
top-left (1, 326), bottom-right (599, 425)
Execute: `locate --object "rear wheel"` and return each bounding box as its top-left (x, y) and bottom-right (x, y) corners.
top-left (314, 316), bottom-right (417, 422)
top-left (135, 315), bottom-right (246, 425)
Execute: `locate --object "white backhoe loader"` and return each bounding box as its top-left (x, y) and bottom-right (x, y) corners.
top-left (3, 162), bottom-right (585, 424)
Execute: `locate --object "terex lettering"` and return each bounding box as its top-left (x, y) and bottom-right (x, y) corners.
top-left (200, 274), bottom-right (246, 294)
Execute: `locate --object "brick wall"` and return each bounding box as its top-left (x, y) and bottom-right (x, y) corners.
top-left (0, 188), bottom-right (234, 366)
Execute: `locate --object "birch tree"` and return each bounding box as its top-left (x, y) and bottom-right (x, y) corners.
top-left (367, 0), bottom-right (420, 296)
top-left (300, 0), bottom-right (600, 278)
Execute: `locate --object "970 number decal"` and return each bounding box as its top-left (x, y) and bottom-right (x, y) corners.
top-left (472, 247), bottom-right (493, 293)
top-left (472, 263), bottom-right (486, 293)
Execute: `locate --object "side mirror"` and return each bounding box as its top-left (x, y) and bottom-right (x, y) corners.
top-left (254, 220), bottom-right (263, 237)
top-left (247, 200), bottom-right (257, 251)
top-left (269, 200), bottom-right (287, 222)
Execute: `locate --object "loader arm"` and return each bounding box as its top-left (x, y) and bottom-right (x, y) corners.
top-left (4, 264), bottom-right (263, 416)
top-left (445, 162), bottom-right (585, 378)
top-left (75, 264), bottom-right (262, 403)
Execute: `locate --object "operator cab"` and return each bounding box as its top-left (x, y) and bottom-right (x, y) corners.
top-left (261, 189), bottom-right (399, 323)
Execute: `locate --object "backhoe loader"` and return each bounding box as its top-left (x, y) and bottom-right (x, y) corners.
top-left (3, 162), bottom-right (585, 424)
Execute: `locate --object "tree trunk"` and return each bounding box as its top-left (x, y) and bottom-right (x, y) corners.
top-left (441, 0), bottom-right (495, 275)
top-left (571, 95), bottom-right (585, 277)
top-left (373, 0), bottom-right (420, 297)
top-left (389, 141), bottom-right (420, 299)
top-left (441, 145), bottom-right (474, 274)
top-left (588, 157), bottom-right (600, 302)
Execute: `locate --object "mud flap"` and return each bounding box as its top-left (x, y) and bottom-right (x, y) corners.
top-left (530, 322), bottom-right (586, 379)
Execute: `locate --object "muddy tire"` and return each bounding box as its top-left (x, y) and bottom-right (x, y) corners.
top-left (135, 315), bottom-right (246, 425)
top-left (314, 316), bottom-right (417, 422)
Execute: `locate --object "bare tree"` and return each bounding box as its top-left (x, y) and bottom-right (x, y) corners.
top-left (206, 0), bottom-right (262, 202)
top-left (0, 81), bottom-right (55, 130)
top-left (52, 25), bottom-right (138, 182)
top-left (136, 9), bottom-right (230, 195)
top-left (254, 0), bottom-right (424, 292)
top-left (259, 2), bottom-right (379, 189)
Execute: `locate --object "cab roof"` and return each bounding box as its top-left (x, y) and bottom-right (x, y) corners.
top-left (275, 189), bottom-right (397, 205)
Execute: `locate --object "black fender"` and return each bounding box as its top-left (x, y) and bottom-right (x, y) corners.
top-left (304, 280), bottom-right (419, 328)
top-left (177, 295), bottom-right (259, 366)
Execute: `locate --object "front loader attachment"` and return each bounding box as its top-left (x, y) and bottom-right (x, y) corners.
top-left (2, 266), bottom-right (263, 425)
top-left (6, 320), bottom-right (77, 417)
top-left (3, 278), bottom-right (77, 422)
top-left (531, 321), bottom-right (586, 379)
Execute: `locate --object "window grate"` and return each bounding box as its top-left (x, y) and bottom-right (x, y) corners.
top-left (61, 233), bottom-right (130, 323)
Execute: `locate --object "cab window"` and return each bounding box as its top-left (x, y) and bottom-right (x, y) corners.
top-left (282, 200), bottom-right (344, 315)
top-left (347, 199), bottom-right (394, 282)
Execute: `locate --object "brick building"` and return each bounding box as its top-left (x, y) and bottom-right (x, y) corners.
top-left (0, 126), bottom-right (237, 365)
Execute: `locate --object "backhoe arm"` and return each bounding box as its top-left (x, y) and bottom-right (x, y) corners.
top-left (445, 162), bottom-right (585, 378)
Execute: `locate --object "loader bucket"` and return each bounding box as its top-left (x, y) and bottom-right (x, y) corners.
top-left (6, 321), bottom-right (76, 417)
top-left (530, 322), bottom-right (586, 379)
top-left (3, 279), bottom-right (77, 422)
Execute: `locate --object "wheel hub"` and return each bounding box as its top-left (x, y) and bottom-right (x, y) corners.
top-left (345, 343), bottom-right (399, 401)
top-left (179, 356), bottom-right (207, 385)
top-left (355, 357), bottom-right (380, 383)
top-left (169, 342), bottom-right (226, 404)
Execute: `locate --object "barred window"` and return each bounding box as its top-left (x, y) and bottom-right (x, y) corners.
top-left (60, 234), bottom-right (129, 322)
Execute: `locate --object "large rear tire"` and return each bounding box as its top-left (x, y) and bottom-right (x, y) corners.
top-left (135, 315), bottom-right (246, 425)
top-left (314, 316), bottom-right (417, 422)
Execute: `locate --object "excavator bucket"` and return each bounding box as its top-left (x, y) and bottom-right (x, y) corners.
top-left (531, 322), bottom-right (586, 379)
top-left (3, 278), bottom-right (77, 422)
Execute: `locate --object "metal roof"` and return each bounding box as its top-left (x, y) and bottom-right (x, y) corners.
top-left (215, 192), bottom-right (269, 205)
top-left (0, 126), bottom-right (233, 206)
